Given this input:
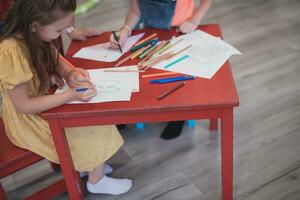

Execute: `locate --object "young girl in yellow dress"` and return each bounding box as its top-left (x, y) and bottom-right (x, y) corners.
top-left (0, 0), bottom-right (132, 195)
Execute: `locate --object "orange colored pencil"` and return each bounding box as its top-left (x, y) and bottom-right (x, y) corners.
top-left (60, 55), bottom-right (86, 77)
top-left (142, 44), bottom-right (193, 69)
top-left (115, 53), bottom-right (133, 67)
top-left (134, 33), bottom-right (157, 47)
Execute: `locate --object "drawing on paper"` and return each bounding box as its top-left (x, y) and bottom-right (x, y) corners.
top-left (93, 80), bottom-right (120, 93)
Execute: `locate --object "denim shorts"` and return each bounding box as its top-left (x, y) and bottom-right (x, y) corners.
top-left (137, 0), bottom-right (176, 30)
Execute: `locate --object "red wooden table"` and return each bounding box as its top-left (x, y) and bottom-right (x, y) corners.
top-left (42, 24), bottom-right (239, 200)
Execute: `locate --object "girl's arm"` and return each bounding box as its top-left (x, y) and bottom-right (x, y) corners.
top-left (179, 0), bottom-right (214, 33)
top-left (67, 27), bottom-right (102, 41)
top-left (7, 82), bottom-right (96, 114)
top-left (123, 0), bottom-right (141, 32)
top-left (110, 0), bottom-right (140, 48)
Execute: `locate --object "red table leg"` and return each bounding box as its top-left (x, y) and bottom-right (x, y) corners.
top-left (221, 108), bottom-right (233, 200)
top-left (48, 119), bottom-right (84, 200)
top-left (209, 118), bottom-right (218, 130)
top-left (0, 184), bottom-right (7, 200)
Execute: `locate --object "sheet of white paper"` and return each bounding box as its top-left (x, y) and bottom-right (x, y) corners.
top-left (73, 33), bottom-right (144, 62)
top-left (99, 65), bottom-right (140, 92)
top-left (152, 30), bottom-right (241, 79)
top-left (56, 66), bottom-right (140, 104)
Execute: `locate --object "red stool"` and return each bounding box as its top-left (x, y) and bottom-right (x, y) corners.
top-left (0, 117), bottom-right (66, 200)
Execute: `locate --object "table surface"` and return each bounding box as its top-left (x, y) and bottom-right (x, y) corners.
top-left (42, 24), bottom-right (239, 122)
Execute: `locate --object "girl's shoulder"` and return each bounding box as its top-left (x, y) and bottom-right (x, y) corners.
top-left (0, 36), bottom-right (26, 54)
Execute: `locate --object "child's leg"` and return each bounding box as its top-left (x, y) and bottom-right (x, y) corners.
top-left (87, 164), bottom-right (133, 195)
top-left (87, 164), bottom-right (104, 184)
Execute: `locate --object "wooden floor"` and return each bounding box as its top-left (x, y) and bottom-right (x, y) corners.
top-left (2, 0), bottom-right (300, 199)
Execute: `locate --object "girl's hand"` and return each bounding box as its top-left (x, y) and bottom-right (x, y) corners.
top-left (68, 27), bottom-right (102, 41)
top-left (109, 26), bottom-right (131, 49)
top-left (66, 68), bottom-right (93, 88)
top-left (178, 20), bottom-right (198, 33)
top-left (68, 86), bottom-right (97, 102)
top-left (50, 73), bottom-right (65, 89)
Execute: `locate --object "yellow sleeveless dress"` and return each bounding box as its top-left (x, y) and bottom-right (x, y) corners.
top-left (0, 37), bottom-right (124, 171)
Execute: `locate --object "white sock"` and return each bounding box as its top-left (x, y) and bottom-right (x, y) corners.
top-left (103, 163), bottom-right (113, 174)
top-left (80, 163), bottom-right (113, 178)
top-left (87, 175), bottom-right (133, 195)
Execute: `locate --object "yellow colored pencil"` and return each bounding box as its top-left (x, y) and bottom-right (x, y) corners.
top-left (142, 71), bottom-right (179, 78)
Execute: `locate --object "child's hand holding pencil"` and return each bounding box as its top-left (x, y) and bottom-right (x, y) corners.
top-left (60, 55), bottom-right (94, 88)
top-left (66, 68), bottom-right (94, 88)
top-left (64, 85), bottom-right (97, 103)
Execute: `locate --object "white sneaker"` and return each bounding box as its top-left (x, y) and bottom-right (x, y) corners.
top-left (87, 175), bottom-right (133, 195)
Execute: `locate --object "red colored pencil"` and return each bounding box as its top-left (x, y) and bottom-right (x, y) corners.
top-left (157, 81), bottom-right (185, 100)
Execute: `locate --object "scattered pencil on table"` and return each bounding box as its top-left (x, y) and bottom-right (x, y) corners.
top-left (130, 38), bottom-right (158, 52)
top-left (142, 71), bottom-right (178, 78)
top-left (103, 69), bottom-right (144, 72)
top-left (172, 44), bottom-right (192, 56)
top-left (150, 75), bottom-right (195, 84)
top-left (157, 82), bottom-right (186, 100)
top-left (140, 44), bottom-right (192, 69)
top-left (134, 33), bottom-right (157, 47)
top-left (164, 55), bottom-right (189, 69)
top-left (130, 45), bottom-right (151, 59)
top-left (115, 54), bottom-right (132, 67)
top-left (153, 41), bottom-right (171, 56)
top-left (139, 51), bottom-right (174, 69)
top-left (139, 42), bottom-right (159, 59)
top-left (140, 41), bottom-right (167, 63)
top-left (156, 38), bottom-right (184, 56)
top-left (115, 45), bottom-right (149, 66)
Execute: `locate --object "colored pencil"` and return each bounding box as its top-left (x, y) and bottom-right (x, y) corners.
top-left (115, 45), bottom-right (149, 66)
top-left (153, 41), bottom-right (171, 56)
top-left (144, 44), bottom-right (193, 68)
top-left (138, 43), bottom-right (158, 59)
top-left (76, 88), bottom-right (88, 92)
top-left (164, 55), bottom-right (189, 69)
top-left (60, 55), bottom-right (86, 77)
top-left (173, 44), bottom-right (192, 56)
top-left (134, 33), bottom-right (157, 47)
top-left (130, 45), bottom-right (151, 59)
top-left (157, 81), bottom-right (186, 100)
top-left (139, 41), bottom-right (167, 63)
top-left (130, 38), bottom-right (158, 52)
top-left (139, 51), bottom-right (174, 70)
top-left (142, 71), bottom-right (178, 78)
top-left (150, 75), bottom-right (195, 84)
top-left (103, 69), bottom-right (144, 72)
top-left (115, 54), bottom-right (132, 67)
top-left (153, 38), bottom-right (184, 57)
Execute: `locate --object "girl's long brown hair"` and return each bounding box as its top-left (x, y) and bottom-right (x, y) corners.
top-left (0, 0), bottom-right (76, 93)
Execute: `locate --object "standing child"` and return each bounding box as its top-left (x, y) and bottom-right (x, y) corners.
top-left (110, 0), bottom-right (213, 140)
top-left (0, 0), bottom-right (132, 195)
